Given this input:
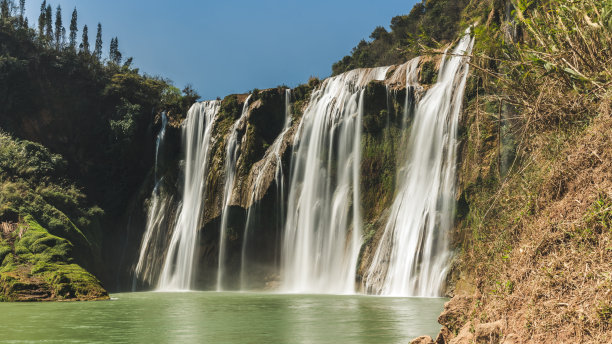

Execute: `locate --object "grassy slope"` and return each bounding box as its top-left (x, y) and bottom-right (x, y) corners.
top-left (437, 0), bottom-right (612, 342)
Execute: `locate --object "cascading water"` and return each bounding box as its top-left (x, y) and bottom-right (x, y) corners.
top-left (157, 101), bottom-right (220, 291)
top-left (216, 95), bottom-right (251, 291)
top-left (281, 67), bottom-right (389, 294)
top-left (134, 113), bottom-right (170, 288)
top-left (364, 32), bottom-right (474, 297)
top-left (133, 34), bottom-right (472, 295)
top-left (239, 89), bottom-right (293, 290)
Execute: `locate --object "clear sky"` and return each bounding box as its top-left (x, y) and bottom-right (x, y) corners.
top-left (25, 0), bottom-right (417, 100)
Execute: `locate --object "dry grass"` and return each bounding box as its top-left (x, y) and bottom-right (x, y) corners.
top-left (444, 0), bottom-right (612, 342)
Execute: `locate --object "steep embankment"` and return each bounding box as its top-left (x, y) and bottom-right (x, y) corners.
top-left (416, 0), bottom-right (612, 342)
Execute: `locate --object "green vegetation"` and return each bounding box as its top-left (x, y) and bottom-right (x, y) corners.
top-left (332, 0), bottom-right (469, 75)
top-left (0, 0), bottom-right (202, 299)
top-left (0, 0), bottom-right (201, 214)
top-left (0, 132), bottom-right (107, 300)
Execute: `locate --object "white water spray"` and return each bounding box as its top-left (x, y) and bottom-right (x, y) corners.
top-left (216, 96), bottom-right (251, 291)
top-left (239, 89), bottom-right (293, 289)
top-left (157, 101), bottom-right (220, 291)
top-left (365, 33), bottom-right (474, 297)
top-left (281, 67), bottom-right (389, 294)
top-left (134, 113), bottom-right (169, 287)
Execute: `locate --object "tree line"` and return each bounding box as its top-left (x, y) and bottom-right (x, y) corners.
top-left (0, 0), bottom-right (123, 64)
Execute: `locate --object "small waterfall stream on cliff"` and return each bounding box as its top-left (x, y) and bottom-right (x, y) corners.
top-left (239, 90), bottom-right (292, 290)
top-left (134, 113), bottom-right (169, 287)
top-left (281, 67), bottom-right (389, 293)
top-left (364, 33), bottom-right (474, 296)
top-left (157, 101), bottom-right (220, 291)
top-left (216, 96), bottom-right (251, 291)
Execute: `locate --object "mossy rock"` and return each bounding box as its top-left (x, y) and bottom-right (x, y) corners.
top-left (420, 60), bottom-right (438, 84)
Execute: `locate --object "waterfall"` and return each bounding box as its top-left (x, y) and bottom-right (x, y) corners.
top-left (157, 101), bottom-right (220, 291)
top-left (133, 34), bottom-right (472, 295)
top-left (134, 113), bottom-right (170, 287)
top-left (281, 67), bottom-right (389, 294)
top-left (239, 89), bottom-right (293, 290)
top-left (216, 95), bottom-right (251, 291)
top-left (364, 32), bottom-right (474, 297)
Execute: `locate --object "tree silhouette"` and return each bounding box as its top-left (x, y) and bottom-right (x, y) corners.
top-left (94, 23), bottom-right (103, 60)
top-left (0, 0), bottom-right (9, 21)
top-left (109, 37), bottom-right (122, 64)
top-left (19, 0), bottom-right (25, 27)
top-left (38, 0), bottom-right (46, 37)
top-left (54, 5), bottom-right (63, 49)
top-left (69, 8), bottom-right (77, 49)
top-left (44, 4), bottom-right (52, 41)
top-left (80, 24), bottom-right (89, 54)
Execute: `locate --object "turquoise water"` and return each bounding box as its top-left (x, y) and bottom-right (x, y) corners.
top-left (0, 292), bottom-right (446, 343)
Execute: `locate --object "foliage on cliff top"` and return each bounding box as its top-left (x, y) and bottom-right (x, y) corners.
top-left (0, 3), bottom-right (199, 215)
top-left (332, 0), bottom-right (470, 75)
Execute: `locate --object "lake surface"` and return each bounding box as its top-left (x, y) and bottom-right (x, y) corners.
top-left (0, 292), bottom-right (446, 343)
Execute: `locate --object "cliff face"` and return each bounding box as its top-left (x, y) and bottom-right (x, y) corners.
top-left (130, 58), bottom-right (453, 291)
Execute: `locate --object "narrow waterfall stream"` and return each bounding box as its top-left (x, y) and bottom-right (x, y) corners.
top-left (134, 113), bottom-right (169, 288)
top-left (157, 101), bottom-right (220, 291)
top-left (281, 67), bottom-right (389, 294)
top-left (216, 95), bottom-right (251, 291)
top-left (239, 90), bottom-right (293, 290)
top-left (365, 32), bottom-right (474, 296)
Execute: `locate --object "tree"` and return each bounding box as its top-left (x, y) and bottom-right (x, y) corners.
top-left (69, 8), bottom-right (77, 49)
top-left (38, 0), bottom-right (46, 37)
top-left (109, 37), bottom-right (121, 64)
top-left (109, 37), bottom-right (115, 61)
top-left (80, 24), bottom-right (89, 54)
top-left (54, 5), bottom-right (63, 49)
top-left (370, 26), bottom-right (389, 41)
top-left (44, 4), bottom-right (52, 40)
top-left (94, 23), bottom-right (102, 60)
top-left (18, 0), bottom-right (25, 27)
top-left (0, 0), bottom-right (9, 21)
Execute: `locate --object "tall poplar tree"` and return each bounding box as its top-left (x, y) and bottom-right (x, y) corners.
top-left (38, 0), bottom-right (46, 37)
top-left (44, 4), bottom-right (52, 41)
top-left (80, 24), bottom-right (89, 54)
top-left (69, 7), bottom-right (77, 49)
top-left (109, 37), bottom-right (122, 64)
top-left (94, 23), bottom-right (103, 60)
top-left (0, 0), bottom-right (9, 21)
top-left (19, 0), bottom-right (25, 27)
top-left (54, 5), bottom-right (63, 49)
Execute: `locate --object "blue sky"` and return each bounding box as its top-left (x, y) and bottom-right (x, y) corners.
top-left (25, 0), bottom-right (417, 100)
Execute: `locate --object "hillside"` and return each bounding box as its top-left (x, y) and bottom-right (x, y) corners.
top-left (0, 1), bottom-right (197, 299)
